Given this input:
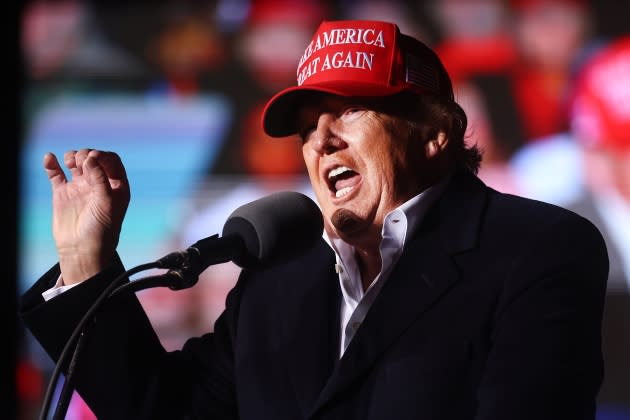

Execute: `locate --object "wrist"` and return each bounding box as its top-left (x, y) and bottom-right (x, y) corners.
top-left (57, 248), bottom-right (112, 285)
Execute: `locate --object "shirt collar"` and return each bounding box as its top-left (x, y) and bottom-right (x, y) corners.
top-left (324, 174), bottom-right (452, 260)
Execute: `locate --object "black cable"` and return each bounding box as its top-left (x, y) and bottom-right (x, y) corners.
top-left (40, 237), bottom-right (217, 419)
top-left (50, 270), bottom-right (186, 420)
top-left (38, 261), bottom-right (159, 420)
top-left (52, 328), bottom-right (89, 420)
top-left (109, 270), bottom-right (189, 298)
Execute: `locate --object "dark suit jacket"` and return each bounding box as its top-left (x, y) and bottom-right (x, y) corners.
top-left (567, 192), bottom-right (630, 408)
top-left (20, 171), bottom-right (609, 420)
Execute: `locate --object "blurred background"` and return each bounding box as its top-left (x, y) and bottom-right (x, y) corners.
top-left (11, 0), bottom-right (629, 418)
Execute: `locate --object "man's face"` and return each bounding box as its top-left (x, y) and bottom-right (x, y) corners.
top-left (297, 94), bottom-right (431, 245)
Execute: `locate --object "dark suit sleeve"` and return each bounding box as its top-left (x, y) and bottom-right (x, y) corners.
top-left (19, 254), bottom-right (242, 420)
top-left (475, 213), bottom-right (608, 420)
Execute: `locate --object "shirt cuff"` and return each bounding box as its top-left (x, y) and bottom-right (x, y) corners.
top-left (41, 275), bottom-right (80, 301)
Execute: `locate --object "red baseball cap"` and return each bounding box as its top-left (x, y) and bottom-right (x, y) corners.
top-left (570, 36), bottom-right (630, 151)
top-left (262, 20), bottom-right (455, 137)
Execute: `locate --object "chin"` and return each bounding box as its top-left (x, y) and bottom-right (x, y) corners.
top-left (331, 208), bottom-right (370, 237)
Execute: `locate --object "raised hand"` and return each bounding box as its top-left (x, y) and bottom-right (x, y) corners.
top-left (43, 149), bottom-right (131, 285)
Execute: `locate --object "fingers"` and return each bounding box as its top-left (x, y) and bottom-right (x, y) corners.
top-left (43, 152), bottom-right (68, 187)
top-left (84, 150), bottom-right (129, 185)
top-left (73, 149), bottom-right (94, 176)
top-left (83, 150), bottom-right (130, 197)
top-left (83, 151), bottom-right (110, 192)
top-left (46, 149), bottom-right (130, 196)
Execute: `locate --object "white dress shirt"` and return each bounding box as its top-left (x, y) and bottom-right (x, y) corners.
top-left (326, 177), bottom-right (450, 357)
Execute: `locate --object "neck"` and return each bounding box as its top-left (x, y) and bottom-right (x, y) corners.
top-left (355, 244), bottom-right (382, 292)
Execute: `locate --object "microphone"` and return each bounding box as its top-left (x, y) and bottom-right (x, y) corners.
top-left (156, 191), bottom-right (324, 283)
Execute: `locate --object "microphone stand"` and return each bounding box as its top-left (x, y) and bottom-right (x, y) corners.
top-left (51, 270), bottom-right (188, 420)
top-left (43, 233), bottom-right (244, 420)
top-left (40, 257), bottom-right (204, 420)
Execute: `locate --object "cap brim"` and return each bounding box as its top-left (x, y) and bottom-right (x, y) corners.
top-left (262, 81), bottom-right (408, 138)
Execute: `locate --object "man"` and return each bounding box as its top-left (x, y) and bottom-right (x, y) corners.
top-left (20, 20), bottom-right (608, 419)
top-left (564, 35), bottom-right (630, 413)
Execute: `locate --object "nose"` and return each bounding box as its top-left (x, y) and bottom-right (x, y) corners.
top-left (310, 113), bottom-right (346, 155)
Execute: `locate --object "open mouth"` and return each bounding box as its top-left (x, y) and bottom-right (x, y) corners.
top-left (327, 166), bottom-right (361, 198)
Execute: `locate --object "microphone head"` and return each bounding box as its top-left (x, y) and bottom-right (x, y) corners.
top-left (221, 191), bottom-right (324, 268)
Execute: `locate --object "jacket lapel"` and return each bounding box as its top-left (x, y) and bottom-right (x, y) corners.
top-left (308, 171), bottom-right (489, 416)
top-left (283, 240), bottom-right (341, 417)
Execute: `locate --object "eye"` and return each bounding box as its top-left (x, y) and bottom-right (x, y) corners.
top-left (339, 105), bottom-right (367, 121)
top-left (342, 106), bottom-right (363, 115)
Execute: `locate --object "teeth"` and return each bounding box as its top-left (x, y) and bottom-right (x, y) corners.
top-left (335, 186), bottom-right (354, 198)
top-left (328, 166), bottom-right (352, 178)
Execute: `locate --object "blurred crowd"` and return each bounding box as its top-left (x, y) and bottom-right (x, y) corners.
top-left (18, 0), bottom-right (629, 419)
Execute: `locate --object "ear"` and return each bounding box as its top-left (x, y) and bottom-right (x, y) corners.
top-left (425, 131), bottom-right (448, 158)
